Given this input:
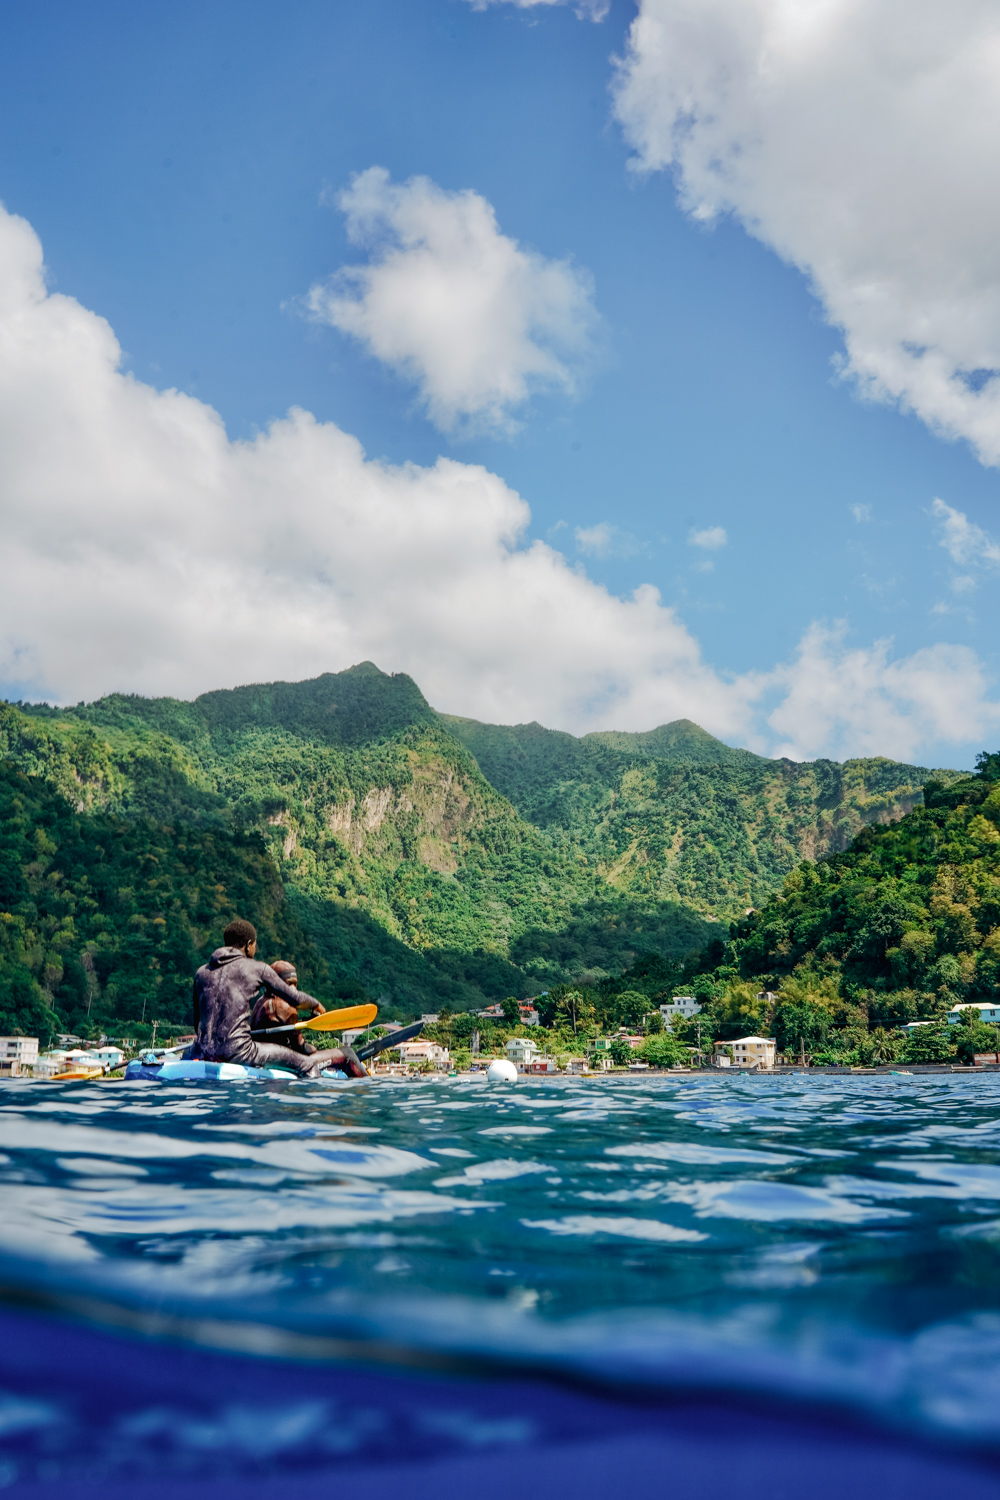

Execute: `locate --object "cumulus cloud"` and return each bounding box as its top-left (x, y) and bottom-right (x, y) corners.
top-left (688, 526), bottom-right (726, 550)
top-left (0, 202), bottom-right (995, 765)
top-left (762, 624), bottom-right (1000, 765)
top-left (304, 168), bottom-right (597, 434)
top-left (613, 0), bottom-right (1000, 465)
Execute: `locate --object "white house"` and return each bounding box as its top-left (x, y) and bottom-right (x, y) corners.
top-left (948, 1003), bottom-right (1000, 1026)
top-left (714, 1036), bottom-right (776, 1070)
top-left (0, 1036), bottom-right (38, 1076)
top-left (397, 1041), bottom-right (449, 1067)
top-left (85, 1046), bottom-right (124, 1070)
top-left (506, 1037), bottom-right (541, 1067)
top-left (659, 996), bottom-right (701, 1031)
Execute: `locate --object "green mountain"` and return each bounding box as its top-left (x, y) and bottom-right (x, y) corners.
top-left (441, 711), bottom-right (956, 913)
top-left (0, 662), bottom-right (962, 1041)
top-left (594, 755), bottom-right (1000, 1067)
top-left (726, 762), bottom-right (1000, 1006)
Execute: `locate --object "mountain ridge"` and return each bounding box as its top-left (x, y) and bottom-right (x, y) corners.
top-left (0, 662), bottom-right (962, 1038)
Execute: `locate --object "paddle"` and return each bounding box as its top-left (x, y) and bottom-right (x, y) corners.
top-left (249, 1002), bottom-right (377, 1039)
top-left (355, 1021), bottom-right (424, 1061)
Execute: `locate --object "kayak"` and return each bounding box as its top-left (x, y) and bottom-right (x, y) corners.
top-left (124, 1058), bottom-right (354, 1083)
top-left (122, 1022), bottom-right (424, 1085)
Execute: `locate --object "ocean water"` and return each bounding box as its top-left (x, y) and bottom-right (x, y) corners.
top-left (5, 1070), bottom-right (1000, 1491)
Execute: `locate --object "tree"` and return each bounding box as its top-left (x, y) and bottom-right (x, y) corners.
top-left (556, 989), bottom-right (594, 1034)
top-left (772, 1000), bottom-right (829, 1057)
top-left (711, 981), bottom-right (771, 1040)
top-left (500, 995), bottom-right (520, 1025)
top-left (975, 751), bottom-right (1000, 782)
top-left (899, 1025), bottom-right (955, 1065)
top-left (614, 990), bottom-right (650, 1029)
top-left (608, 1035), bottom-right (634, 1066)
top-left (645, 1009), bottom-right (664, 1034)
top-left (864, 1028), bottom-right (904, 1066)
top-left (952, 1008), bottom-right (1000, 1064)
top-left (641, 1031), bottom-right (688, 1068)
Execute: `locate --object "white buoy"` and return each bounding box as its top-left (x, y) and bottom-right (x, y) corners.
top-left (487, 1059), bottom-right (518, 1083)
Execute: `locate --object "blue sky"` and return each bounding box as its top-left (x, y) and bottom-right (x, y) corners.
top-left (1, 0), bottom-right (998, 767)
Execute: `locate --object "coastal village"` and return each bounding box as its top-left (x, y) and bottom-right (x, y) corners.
top-left (5, 993), bottom-right (999, 1080)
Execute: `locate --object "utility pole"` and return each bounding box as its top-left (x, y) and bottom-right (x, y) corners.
top-left (151, 1019), bottom-right (158, 1049)
top-left (697, 1016), bottom-right (702, 1067)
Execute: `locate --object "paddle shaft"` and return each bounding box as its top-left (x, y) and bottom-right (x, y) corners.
top-left (356, 1021), bottom-right (424, 1061)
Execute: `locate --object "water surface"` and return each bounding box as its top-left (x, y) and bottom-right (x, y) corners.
top-left (5, 1071), bottom-right (1000, 1450)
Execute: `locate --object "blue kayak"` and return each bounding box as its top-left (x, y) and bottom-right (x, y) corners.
top-left (124, 1058), bottom-right (354, 1083)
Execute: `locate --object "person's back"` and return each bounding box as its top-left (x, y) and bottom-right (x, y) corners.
top-left (191, 919), bottom-right (366, 1079)
top-left (194, 944), bottom-right (282, 1060)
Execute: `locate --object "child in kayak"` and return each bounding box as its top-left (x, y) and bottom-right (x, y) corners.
top-left (251, 959), bottom-right (313, 1053)
top-left (189, 920), bottom-right (366, 1078)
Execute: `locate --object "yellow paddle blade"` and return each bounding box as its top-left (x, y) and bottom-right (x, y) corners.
top-left (299, 1003), bottom-right (377, 1033)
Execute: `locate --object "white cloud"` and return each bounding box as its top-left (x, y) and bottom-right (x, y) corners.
top-left (851, 505), bottom-right (872, 524)
top-left (574, 522), bottom-right (639, 558)
top-left (613, 0), bottom-right (1000, 466)
top-left (304, 168), bottom-right (597, 434)
top-left (0, 202), bottom-right (995, 766)
top-left (688, 525), bottom-right (726, 550)
top-left (932, 497), bottom-right (1000, 569)
top-left (762, 624), bottom-right (1000, 764)
top-left (464, 0), bottom-right (608, 18)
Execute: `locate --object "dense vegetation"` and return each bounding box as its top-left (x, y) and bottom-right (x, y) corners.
top-left (444, 713), bottom-right (952, 914)
top-left (0, 761), bottom-right (328, 1047)
top-left (0, 662), bottom-right (964, 1044)
top-left (563, 755), bottom-right (1000, 1068)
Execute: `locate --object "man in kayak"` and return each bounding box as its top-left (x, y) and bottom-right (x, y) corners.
top-left (190, 920), bottom-right (367, 1078)
top-left (251, 959), bottom-right (314, 1054)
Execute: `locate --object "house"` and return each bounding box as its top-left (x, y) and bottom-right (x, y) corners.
top-left (565, 1058), bottom-right (589, 1073)
top-left (659, 996), bottom-right (701, 1030)
top-left (526, 1058), bottom-right (556, 1074)
top-left (589, 1037), bottom-right (614, 1053)
top-left (506, 1037), bottom-right (541, 1067)
top-left (33, 1051), bottom-right (73, 1078)
top-left (34, 1050), bottom-right (105, 1078)
top-left (948, 1003), bottom-right (1000, 1026)
top-left (85, 1046), bottom-right (124, 1070)
top-left (397, 1041), bottom-right (449, 1067)
top-left (714, 1036), bottom-right (776, 1070)
top-left (0, 1036), bottom-right (38, 1076)
top-left (518, 1005), bottom-right (540, 1027)
top-left (478, 1004), bottom-right (505, 1018)
top-left (420, 1013), bottom-right (440, 1024)
top-left (344, 1021), bottom-right (401, 1045)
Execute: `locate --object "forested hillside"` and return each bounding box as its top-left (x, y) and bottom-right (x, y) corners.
top-left (0, 662), bottom-right (961, 1041)
top-left (443, 712), bottom-right (954, 912)
top-left (590, 756), bottom-right (1000, 1067)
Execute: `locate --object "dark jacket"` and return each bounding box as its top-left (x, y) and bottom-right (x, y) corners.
top-left (192, 948), bottom-right (321, 1061)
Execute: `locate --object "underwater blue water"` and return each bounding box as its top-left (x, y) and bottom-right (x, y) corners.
top-left (5, 1070), bottom-right (1000, 1488)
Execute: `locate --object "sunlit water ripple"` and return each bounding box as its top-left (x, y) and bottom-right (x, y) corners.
top-left (5, 1070), bottom-right (1000, 1473)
